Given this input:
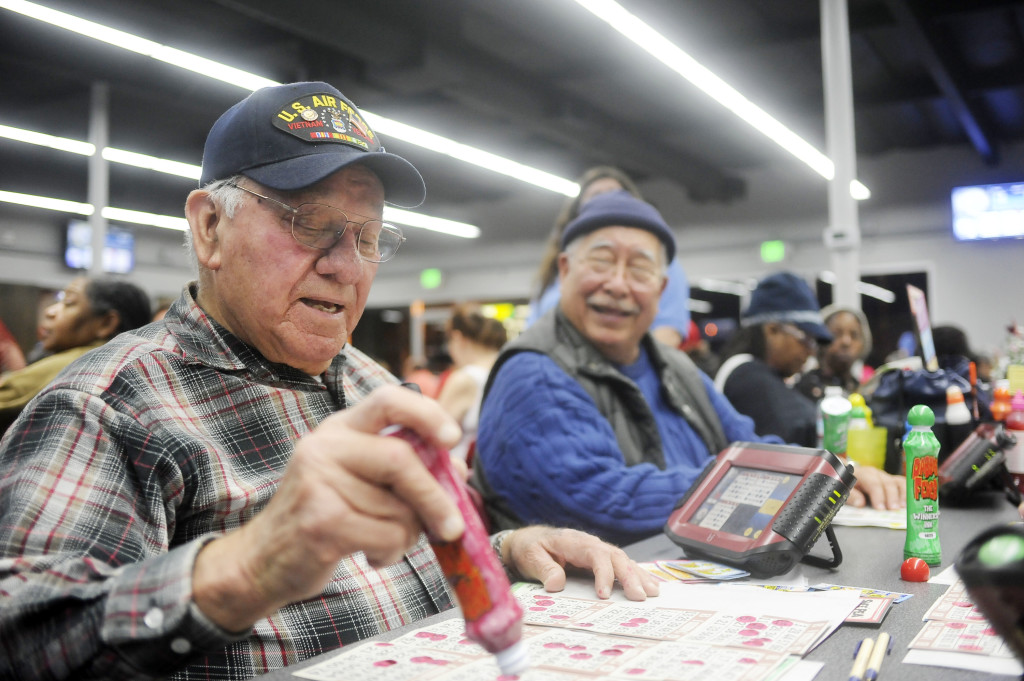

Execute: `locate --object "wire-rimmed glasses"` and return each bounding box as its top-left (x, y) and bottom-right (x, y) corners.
top-left (226, 183), bottom-right (406, 263)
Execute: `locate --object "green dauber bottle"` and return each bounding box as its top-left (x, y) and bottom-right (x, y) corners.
top-left (905, 405), bottom-right (942, 565)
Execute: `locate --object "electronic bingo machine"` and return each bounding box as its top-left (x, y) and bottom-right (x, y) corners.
top-left (665, 442), bottom-right (856, 577)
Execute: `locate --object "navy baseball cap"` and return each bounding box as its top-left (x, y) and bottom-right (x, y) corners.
top-left (560, 190), bottom-right (677, 262)
top-left (200, 82), bottom-right (425, 207)
top-left (741, 272), bottom-right (832, 343)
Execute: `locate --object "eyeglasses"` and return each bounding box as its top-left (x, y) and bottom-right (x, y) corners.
top-left (780, 324), bottom-right (817, 350)
top-left (226, 183), bottom-right (406, 263)
top-left (579, 252), bottom-right (662, 287)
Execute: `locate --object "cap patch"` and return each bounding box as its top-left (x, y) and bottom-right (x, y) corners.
top-left (272, 92), bottom-right (379, 152)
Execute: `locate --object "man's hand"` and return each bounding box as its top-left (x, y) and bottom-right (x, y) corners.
top-left (847, 464), bottom-right (905, 510)
top-left (498, 526), bottom-right (660, 602)
top-left (193, 384), bottom-right (464, 632)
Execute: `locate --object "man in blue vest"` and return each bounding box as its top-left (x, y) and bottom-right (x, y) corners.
top-left (472, 190), bottom-right (904, 546)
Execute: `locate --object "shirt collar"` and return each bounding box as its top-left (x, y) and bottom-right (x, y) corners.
top-left (164, 283), bottom-right (345, 388)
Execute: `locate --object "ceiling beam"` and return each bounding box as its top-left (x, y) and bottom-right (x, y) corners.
top-left (882, 0), bottom-right (998, 163)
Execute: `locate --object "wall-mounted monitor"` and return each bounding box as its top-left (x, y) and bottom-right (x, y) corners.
top-left (65, 220), bottom-right (135, 274)
top-left (951, 182), bottom-right (1024, 242)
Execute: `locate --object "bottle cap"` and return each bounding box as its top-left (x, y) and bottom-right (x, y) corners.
top-left (850, 405), bottom-right (866, 418)
top-left (849, 393), bottom-right (866, 408)
top-left (495, 639), bottom-right (530, 676)
top-left (824, 385), bottom-right (843, 397)
top-left (907, 404), bottom-right (935, 427)
top-left (945, 386), bottom-right (965, 404)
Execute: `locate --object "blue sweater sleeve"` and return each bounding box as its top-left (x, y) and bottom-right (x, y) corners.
top-left (478, 352), bottom-right (712, 545)
top-left (652, 258), bottom-right (691, 336)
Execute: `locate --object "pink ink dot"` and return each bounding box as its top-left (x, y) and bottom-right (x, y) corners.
top-left (411, 656), bottom-right (432, 663)
top-left (948, 622), bottom-right (967, 629)
top-left (431, 634), bottom-right (447, 641)
top-left (415, 632), bottom-right (434, 639)
top-left (626, 669), bottom-right (646, 675)
top-left (739, 658), bottom-right (758, 664)
top-left (736, 615), bottom-right (756, 622)
top-left (742, 639), bottom-right (766, 647)
top-left (535, 599), bottom-right (556, 606)
top-left (620, 622), bottom-right (639, 627)
top-left (374, 642), bottom-right (394, 647)
top-left (550, 614), bottom-right (570, 620)
top-left (959, 645), bottom-right (984, 652)
top-left (954, 601), bottom-right (973, 607)
top-left (630, 618), bottom-right (649, 624)
top-left (544, 642), bottom-right (565, 649)
top-left (738, 629), bottom-right (759, 637)
top-left (578, 622), bottom-right (594, 627)
top-left (530, 607), bottom-right (548, 611)
top-left (602, 649), bottom-right (624, 656)
top-left (374, 660), bottom-right (397, 667)
top-left (771, 620), bottom-right (793, 627)
top-left (570, 653), bottom-right (593, 660)
top-left (983, 628), bottom-right (997, 636)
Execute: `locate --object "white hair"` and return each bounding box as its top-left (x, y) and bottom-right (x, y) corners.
top-left (182, 174), bottom-right (246, 274)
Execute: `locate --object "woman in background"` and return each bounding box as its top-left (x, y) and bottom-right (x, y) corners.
top-left (437, 304), bottom-right (507, 462)
top-left (527, 165), bottom-right (691, 348)
top-left (715, 272), bottom-right (833, 446)
top-left (795, 304), bottom-right (874, 402)
top-left (0, 277), bottom-right (150, 432)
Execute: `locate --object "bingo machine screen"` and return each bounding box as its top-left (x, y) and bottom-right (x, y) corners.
top-left (690, 466), bottom-right (800, 538)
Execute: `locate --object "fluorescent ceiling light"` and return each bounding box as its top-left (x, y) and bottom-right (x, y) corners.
top-left (1, 124), bottom-right (479, 237)
top-left (102, 148), bottom-right (201, 180)
top-left (0, 189), bottom-right (93, 214)
top-left (0, 189), bottom-right (192, 230)
top-left (384, 207), bottom-right (480, 239)
top-left (0, 124), bottom-right (94, 155)
top-left (818, 270), bottom-right (895, 303)
top-left (572, 0), bottom-right (871, 201)
top-left (0, 0), bottom-right (579, 197)
top-left (101, 206), bottom-right (188, 231)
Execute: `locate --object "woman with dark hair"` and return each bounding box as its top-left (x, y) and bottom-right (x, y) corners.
top-left (714, 272), bottom-right (833, 447)
top-left (0, 277), bottom-right (150, 429)
top-left (527, 166), bottom-right (692, 348)
top-left (795, 304), bottom-right (874, 402)
top-left (437, 303), bottom-right (508, 462)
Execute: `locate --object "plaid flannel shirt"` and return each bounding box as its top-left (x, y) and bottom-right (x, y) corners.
top-left (0, 284), bottom-right (454, 680)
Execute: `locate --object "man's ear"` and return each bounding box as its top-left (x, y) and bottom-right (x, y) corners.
top-left (556, 251), bottom-right (571, 282)
top-left (185, 189), bottom-right (224, 271)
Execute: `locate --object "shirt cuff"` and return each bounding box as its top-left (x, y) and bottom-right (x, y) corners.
top-left (101, 534), bottom-right (249, 676)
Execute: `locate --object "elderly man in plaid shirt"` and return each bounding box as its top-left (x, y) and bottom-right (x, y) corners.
top-left (0, 82), bottom-right (658, 681)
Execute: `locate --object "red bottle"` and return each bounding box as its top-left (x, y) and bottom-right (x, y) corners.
top-left (1005, 391), bottom-right (1024, 492)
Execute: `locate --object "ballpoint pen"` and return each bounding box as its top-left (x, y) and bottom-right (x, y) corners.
top-left (864, 632), bottom-right (891, 681)
top-left (849, 637), bottom-right (875, 681)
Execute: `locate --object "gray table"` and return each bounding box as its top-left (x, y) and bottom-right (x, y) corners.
top-left (259, 493), bottom-right (1022, 680)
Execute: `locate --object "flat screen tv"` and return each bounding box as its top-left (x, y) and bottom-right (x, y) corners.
top-left (950, 182), bottom-right (1024, 242)
top-left (65, 220), bottom-right (135, 274)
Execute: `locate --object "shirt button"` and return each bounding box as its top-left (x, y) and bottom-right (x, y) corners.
top-left (171, 638), bottom-right (192, 654)
top-left (143, 607), bottom-right (164, 629)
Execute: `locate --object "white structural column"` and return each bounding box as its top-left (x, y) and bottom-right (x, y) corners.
top-left (87, 81), bottom-right (109, 276)
top-left (820, 0), bottom-right (861, 308)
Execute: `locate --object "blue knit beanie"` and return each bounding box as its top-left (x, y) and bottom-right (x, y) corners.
top-left (560, 190), bottom-right (676, 262)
